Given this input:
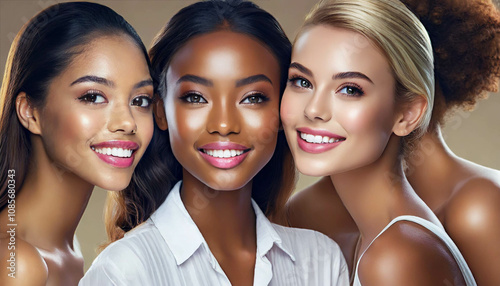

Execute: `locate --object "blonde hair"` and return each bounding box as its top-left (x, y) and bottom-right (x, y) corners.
top-left (301, 0), bottom-right (434, 153)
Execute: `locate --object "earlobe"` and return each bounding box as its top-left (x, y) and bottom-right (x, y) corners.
top-left (393, 95), bottom-right (427, 137)
top-left (153, 98), bottom-right (168, 131)
top-left (16, 92), bottom-right (42, 135)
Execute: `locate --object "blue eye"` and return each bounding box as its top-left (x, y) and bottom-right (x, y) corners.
top-left (240, 93), bottom-right (269, 104)
top-left (78, 91), bottom-right (107, 104)
top-left (181, 93), bottom-right (207, 103)
top-left (289, 76), bottom-right (312, 89)
top-left (338, 85), bottom-right (364, 97)
top-left (132, 96), bottom-right (153, 108)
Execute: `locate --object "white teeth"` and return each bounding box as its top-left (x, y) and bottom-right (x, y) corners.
top-left (299, 132), bottom-right (344, 144)
top-left (92, 146), bottom-right (133, 158)
top-left (203, 149), bottom-right (245, 158)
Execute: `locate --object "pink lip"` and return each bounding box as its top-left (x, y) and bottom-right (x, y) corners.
top-left (91, 140), bottom-right (139, 168)
top-left (198, 142), bottom-right (251, 169)
top-left (296, 127), bottom-right (345, 154)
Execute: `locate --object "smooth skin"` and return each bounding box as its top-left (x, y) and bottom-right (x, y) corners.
top-left (154, 30), bottom-right (281, 286)
top-left (287, 42), bottom-right (500, 286)
top-left (281, 26), bottom-right (466, 285)
top-left (0, 35), bottom-right (154, 285)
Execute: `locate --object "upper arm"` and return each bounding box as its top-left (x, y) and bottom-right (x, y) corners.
top-left (81, 240), bottom-right (148, 286)
top-left (358, 222), bottom-right (467, 286)
top-left (445, 179), bottom-right (500, 285)
top-left (0, 238), bottom-right (48, 286)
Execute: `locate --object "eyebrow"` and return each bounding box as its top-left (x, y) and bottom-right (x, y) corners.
top-left (289, 62), bottom-right (313, 77)
top-left (134, 79), bottom-right (154, 89)
top-left (333, 72), bottom-right (373, 84)
top-left (177, 74), bottom-right (213, 87)
top-left (70, 75), bottom-right (115, 87)
top-left (235, 74), bottom-right (272, 87)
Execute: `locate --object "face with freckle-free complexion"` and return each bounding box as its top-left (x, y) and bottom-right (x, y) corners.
top-left (37, 35), bottom-right (154, 191)
top-left (281, 25), bottom-right (400, 176)
top-left (162, 31), bottom-right (281, 191)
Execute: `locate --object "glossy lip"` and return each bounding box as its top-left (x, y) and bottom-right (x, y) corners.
top-left (91, 140), bottom-right (139, 168)
top-left (198, 142), bottom-right (251, 169)
top-left (296, 127), bottom-right (345, 154)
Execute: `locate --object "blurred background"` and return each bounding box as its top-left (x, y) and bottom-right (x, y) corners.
top-left (1, 0), bottom-right (499, 271)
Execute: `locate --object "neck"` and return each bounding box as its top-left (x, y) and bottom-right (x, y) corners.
top-left (2, 136), bottom-right (93, 251)
top-left (180, 170), bottom-right (256, 255)
top-left (406, 125), bottom-right (458, 210)
top-left (331, 135), bottom-right (429, 244)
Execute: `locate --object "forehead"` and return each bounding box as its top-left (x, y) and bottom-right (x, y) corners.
top-left (293, 25), bottom-right (392, 81)
top-left (168, 31), bottom-right (280, 79)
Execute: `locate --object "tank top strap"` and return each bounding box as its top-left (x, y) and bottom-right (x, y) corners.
top-left (353, 215), bottom-right (476, 286)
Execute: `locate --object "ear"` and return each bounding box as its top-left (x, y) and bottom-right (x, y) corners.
top-left (153, 97), bottom-right (168, 131)
top-left (16, 92), bottom-right (42, 135)
top-left (392, 95), bottom-right (427, 136)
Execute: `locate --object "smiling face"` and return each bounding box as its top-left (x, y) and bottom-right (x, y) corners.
top-left (281, 25), bottom-right (400, 176)
top-left (36, 35), bottom-right (154, 191)
top-left (162, 31), bottom-right (281, 191)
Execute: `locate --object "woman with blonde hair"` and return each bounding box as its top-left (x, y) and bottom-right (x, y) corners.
top-left (287, 0), bottom-right (500, 284)
top-left (281, 0), bottom-right (476, 284)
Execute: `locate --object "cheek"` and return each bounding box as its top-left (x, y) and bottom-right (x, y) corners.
top-left (242, 106), bottom-right (280, 150)
top-left (280, 91), bottom-right (301, 128)
top-left (334, 100), bottom-right (394, 136)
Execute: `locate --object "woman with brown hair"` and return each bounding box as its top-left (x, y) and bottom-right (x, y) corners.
top-left (0, 2), bottom-right (154, 285)
top-left (286, 0), bottom-right (500, 284)
top-left (81, 1), bottom-right (348, 285)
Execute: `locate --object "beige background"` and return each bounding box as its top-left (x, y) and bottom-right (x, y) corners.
top-left (1, 0), bottom-right (499, 271)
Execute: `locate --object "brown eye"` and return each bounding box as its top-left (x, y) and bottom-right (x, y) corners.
top-left (78, 92), bottom-right (106, 104)
top-left (131, 96), bottom-right (153, 108)
top-left (240, 93), bottom-right (269, 104)
top-left (182, 93), bottom-right (207, 104)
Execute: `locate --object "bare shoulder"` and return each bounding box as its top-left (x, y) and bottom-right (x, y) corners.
top-left (358, 220), bottom-right (466, 286)
top-left (444, 175), bottom-right (500, 285)
top-left (0, 237), bottom-right (48, 286)
top-left (286, 177), bottom-right (355, 234)
top-left (446, 175), bottom-right (500, 232)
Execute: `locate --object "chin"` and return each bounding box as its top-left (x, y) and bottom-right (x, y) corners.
top-left (92, 173), bottom-right (132, 191)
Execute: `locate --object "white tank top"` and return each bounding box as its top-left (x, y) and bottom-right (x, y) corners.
top-left (353, 215), bottom-right (476, 286)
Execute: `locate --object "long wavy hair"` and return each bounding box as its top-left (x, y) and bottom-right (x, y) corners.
top-left (0, 2), bottom-right (151, 212)
top-left (104, 0), bottom-right (295, 244)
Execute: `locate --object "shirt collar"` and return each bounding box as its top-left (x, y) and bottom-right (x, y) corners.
top-left (150, 181), bottom-right (205, 265)
top-left (150, 180), bottom-right (296, 266)
top-left (252, 199), bottom-right (296, 262)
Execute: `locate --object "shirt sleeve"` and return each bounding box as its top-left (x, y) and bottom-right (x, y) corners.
top-left (79, 240), bottom-right (150, 286)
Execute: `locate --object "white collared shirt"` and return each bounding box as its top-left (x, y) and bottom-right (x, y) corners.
top-left (80, 181), bottom-right (348, 286)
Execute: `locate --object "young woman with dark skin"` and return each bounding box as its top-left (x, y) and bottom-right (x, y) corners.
top-left (0, 2), bottom-right (154, 285)
top-left (281, 0), bottom-right (477, 284)
top-left (81, 1), bottom-right (348, 285)
top-left (285, 1), bottom-right (500, 284)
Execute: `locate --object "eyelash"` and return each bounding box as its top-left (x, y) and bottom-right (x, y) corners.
top-left (180, 92), bottom-right (269, 104)
top-left (288, 76), bottom-right (312, 89)
top-left (78, 90), bottom-right (154, 108)
top-left (337, 83), bottom-right (364, 97)
top-left (288, 76), bottom-right (365, 97)
top-left (240, 92), bottom-right (269, 104)
top-left (180, 92), bottom-right (207, 104)
top-left (78, 90), bottom-right (107, 104)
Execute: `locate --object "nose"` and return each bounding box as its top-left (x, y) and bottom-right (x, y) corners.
top-left (206, 100), bottom-right (240, 136)
top-left (304, 89), bottom-right (332, 122)
top-left (108, 102), bottom-right (137, 134)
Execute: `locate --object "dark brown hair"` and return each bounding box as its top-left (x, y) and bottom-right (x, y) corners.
top-left (104, 0), bottom-right (295, 244)
top-left (0, 2), bottom-right (150, 211)
top-left (402, 0), bottom-right (500, 126)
